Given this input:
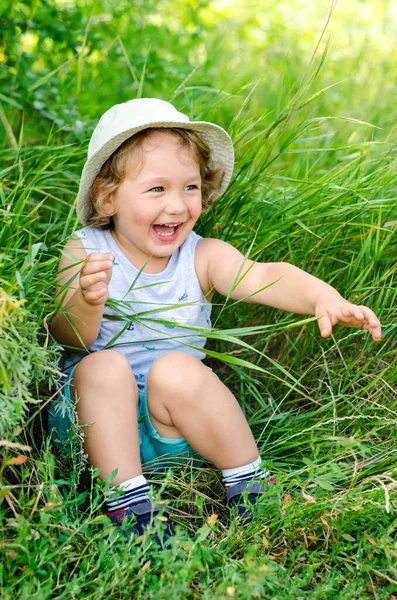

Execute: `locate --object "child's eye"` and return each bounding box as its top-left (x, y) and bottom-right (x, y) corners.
top-left (185, 184), bottom-right (199, 191)
top-left (150, 186), bottom-right (164, 193)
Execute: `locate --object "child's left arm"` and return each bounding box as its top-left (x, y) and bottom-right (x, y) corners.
top-left (196, 239), bottom-right (381, 341)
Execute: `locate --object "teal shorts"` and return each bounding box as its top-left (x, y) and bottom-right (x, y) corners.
top-left (48, 364), bottom-right (204, 472)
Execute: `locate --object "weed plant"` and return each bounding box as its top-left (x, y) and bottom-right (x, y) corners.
top-left (0, 1), bottom-right (396, 598)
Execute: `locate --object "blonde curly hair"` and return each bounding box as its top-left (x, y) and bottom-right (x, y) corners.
top-left (86, 127), bottom-right (226, 229)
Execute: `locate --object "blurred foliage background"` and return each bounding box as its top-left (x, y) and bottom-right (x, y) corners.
top-left (2, 0), bottom-right (397, 142)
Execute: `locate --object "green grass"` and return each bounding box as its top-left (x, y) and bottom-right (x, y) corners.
top-left (1, 1), bottom-right (397, 598)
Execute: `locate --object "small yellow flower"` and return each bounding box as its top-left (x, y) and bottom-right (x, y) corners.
top-left (259, 564), bottom-right (268, 572)
top-left (207, 513), bottom-right (218, 526)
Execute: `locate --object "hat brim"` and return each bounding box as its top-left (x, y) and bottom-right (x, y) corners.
top-left (76, 120), bottom-right (234, 225)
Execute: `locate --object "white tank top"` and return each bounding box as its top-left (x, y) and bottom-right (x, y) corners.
top-left (60, 228), bottom-right (211, 387)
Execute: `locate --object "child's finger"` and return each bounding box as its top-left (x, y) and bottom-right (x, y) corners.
top-left (339, 304), bottom-right (382, 340)
top-left (357, 305), bottom-right (381, 327)
top-left (80, 271), bottom-right (108, 290)
top-left (83, 287), bottom-right (108, 303)
top-left (341, 303), bottom-right (364, 321)
top-left (347, 320), bottom-right (382, 341)
top-left (316, 309), bottom-right (333, 337)
top-left (358, 306), bottom-right (382, 340)
top-left (81, 259), bottom-right (114, 275)
top-left (85, 252), bottom-right (115, 263)
top-left (333, 305), bottom-right (382, 341)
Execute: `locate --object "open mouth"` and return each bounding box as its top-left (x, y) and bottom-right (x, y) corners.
top-left (152, 223), bottom-right (183, 239)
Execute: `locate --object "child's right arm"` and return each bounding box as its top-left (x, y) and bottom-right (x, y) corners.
top-left (51, 237), bottom-right (114, 350)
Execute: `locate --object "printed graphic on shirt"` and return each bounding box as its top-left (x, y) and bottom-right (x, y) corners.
top-left (127, 322), bottom-right (135, 331)
top-left (178, 290), bottom-right (188, 302)
top-left (142, 343), bottom-right (156, 351)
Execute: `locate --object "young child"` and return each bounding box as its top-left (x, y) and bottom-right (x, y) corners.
top-left (50, 98), bottom-right (382, 545)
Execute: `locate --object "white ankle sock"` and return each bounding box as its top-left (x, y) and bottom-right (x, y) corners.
top-left (105, 474), bottom-right (150, 512)
top-left (222, 456), bottom-right (269, 489)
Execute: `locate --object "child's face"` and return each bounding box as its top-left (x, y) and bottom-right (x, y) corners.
top-left (103, 130), bottom-right (202, 269)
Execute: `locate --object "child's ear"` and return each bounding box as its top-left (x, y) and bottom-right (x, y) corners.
top-left (101, 193), bottom-right (116, 217)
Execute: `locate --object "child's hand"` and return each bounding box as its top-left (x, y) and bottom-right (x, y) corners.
top-left (80, 252), bottom-right (115, 306)
top-left (315, 291), bottom-right (382, 341)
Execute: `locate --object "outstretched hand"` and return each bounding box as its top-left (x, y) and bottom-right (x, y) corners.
top-left (315, 292), bottom-right (382, 341)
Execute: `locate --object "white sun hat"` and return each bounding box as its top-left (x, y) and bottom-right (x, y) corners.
top-left (76, 98), bottom-right (235, 225)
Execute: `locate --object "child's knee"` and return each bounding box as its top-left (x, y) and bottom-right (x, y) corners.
top-left (73, 350), bottom-right (138, 398)
top-left (148, 352), bottom-right (205, 398)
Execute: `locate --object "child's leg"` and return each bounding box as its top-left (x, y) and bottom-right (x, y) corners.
top-left (147, 352), bottom-right (272, 525)
top-left (71, 349), bottom-right (173, 543)
top-left (72, 349), bottom-right (141, 484)
top-left (147, 352), bottom-right (259, 469)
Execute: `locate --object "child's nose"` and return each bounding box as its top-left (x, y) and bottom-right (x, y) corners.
top-left (165, 192), bottom-right (188, 214)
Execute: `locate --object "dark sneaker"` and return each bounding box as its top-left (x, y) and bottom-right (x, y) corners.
top-left (107, 499), bottom-right (174, 548)
top-left (226, 478), bottom-right (277, 526)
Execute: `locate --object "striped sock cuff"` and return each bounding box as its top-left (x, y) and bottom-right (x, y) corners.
top-left (222, 456), bottom-right (270, 488)
top-left (105, 475), bottom-right (150, 512)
